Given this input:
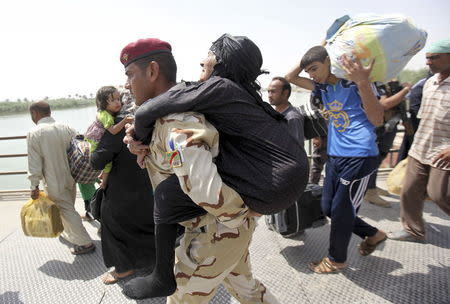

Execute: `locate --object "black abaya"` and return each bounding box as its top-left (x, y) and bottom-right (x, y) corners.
top-left (91, 119), bottom-right (156, 273)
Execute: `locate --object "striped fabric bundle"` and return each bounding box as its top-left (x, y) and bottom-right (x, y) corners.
top-left (67, 136), bottom-right (101, 184)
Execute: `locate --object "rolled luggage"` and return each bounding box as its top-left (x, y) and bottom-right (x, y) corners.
top-left (265, 184), bottom-right (327, 237)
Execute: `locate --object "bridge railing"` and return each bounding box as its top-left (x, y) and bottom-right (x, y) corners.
top-left (0, 136), bottom-right (29, 194)
top-left (0, 132), bottom-right (404, 194)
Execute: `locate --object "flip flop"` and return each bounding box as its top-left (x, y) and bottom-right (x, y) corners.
top-left (359, 235), bottom-right (387, 256)
top-left (309, 257), bottom-right (346, 274)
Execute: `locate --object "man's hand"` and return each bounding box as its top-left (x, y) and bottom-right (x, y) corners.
top-left (30, 187), bottom-right (40, 200)
top-left (401, 82), bottom-right (412, 90)
top-left (123, 124), bottom-right (149, 156)
top-left (136, 153), bottom-right (147, 169)
top-left (123, 123), bottom-right (135, 145)
top-left (127, 138), bottom-right (149, 156)
top-left (432, 147), bottom-right (450, 169)
top-left (341, 54), bottom-right (375, 85)
top-left (124, 115), bottom-right (134, 125)
top-left (312, 137), bottom-right (322, 149)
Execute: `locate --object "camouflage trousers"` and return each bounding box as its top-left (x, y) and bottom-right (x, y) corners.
top-left (167, 215), bottom-right (279, 304)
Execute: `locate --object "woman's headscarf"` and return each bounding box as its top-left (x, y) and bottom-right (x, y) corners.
top-left (210, 34), bottom-right (284, 120)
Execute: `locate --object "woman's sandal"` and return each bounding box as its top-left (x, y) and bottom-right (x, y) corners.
top-left (102, 270), bottom-right (135, 285)
top-left (359, 235), bottom-right (387, 256)
top-left (309, 257), bottom-right (346, 274)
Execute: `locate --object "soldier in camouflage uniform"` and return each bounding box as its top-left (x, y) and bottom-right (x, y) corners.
top-left (149, 112), bottom-right (278, 304)
top-left (120, 38), bottom-right (280, 303)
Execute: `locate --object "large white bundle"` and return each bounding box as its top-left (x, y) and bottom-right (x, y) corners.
top-left (325, 14), bottom-right (427, 83)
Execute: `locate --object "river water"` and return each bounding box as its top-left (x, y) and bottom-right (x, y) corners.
top-left (0, 91), bottom-right (310, 190)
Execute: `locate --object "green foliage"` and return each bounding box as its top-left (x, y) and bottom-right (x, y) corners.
top-left (398, 68), bottom-right (429, 85)
top-left (0, 98), bottom-right (95, 116)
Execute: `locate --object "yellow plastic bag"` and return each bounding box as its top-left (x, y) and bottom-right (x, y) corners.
top-left (386, 158), bottom-right (408, 195)
top-left (20, 192), bottom-right (64, 238)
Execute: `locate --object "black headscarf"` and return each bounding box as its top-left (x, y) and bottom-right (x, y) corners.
top-left (210, 34), bottom-right (284, 120)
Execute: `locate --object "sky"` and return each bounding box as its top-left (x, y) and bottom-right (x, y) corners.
top-left (1, 0), bottom-right (449, 101)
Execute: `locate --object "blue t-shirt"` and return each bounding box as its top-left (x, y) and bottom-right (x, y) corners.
top-left (313, 79), bottom-right (378, 157)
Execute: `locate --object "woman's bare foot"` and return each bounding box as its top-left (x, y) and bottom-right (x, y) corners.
top-left (102, 269), bottom-right (135, 285)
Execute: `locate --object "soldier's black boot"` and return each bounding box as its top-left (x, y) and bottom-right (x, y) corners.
top-left (123, 223), bottom-right (177, 299)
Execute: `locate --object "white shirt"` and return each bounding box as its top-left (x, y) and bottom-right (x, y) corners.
top-left (27, 116), bottom-right (77, 192)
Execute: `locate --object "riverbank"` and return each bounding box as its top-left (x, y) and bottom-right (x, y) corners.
top-left (0, 98), bottom-right (95, 116)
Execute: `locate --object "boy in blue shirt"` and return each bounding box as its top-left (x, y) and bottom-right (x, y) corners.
top-left (285, 46), bottom-right (387, 273)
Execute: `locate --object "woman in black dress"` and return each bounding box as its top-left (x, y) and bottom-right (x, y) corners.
top-left (91, 111), bottom-right (155, 284)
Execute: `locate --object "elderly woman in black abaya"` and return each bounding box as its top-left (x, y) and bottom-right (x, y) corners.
top-left (91, 109), bottom-right (156, 284)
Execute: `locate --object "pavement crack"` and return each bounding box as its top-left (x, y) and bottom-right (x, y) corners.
top-left (98, 290), bottom-right (106, 303)
top-left (0, 228), bottom-right (18, 245)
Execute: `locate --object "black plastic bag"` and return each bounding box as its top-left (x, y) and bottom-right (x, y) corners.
top-left (297, 104), bottom-right (328, 140)
top-left (89, 188), bottom-right (103, 221)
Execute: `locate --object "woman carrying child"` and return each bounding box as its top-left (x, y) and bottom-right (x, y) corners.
top-left (85, 86), bottom-right (133, 189)
top-left (90, 91), bottom-right (156, 285)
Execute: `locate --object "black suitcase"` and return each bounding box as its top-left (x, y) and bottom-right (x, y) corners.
top-left (265, 184), bottom-right (327, 237)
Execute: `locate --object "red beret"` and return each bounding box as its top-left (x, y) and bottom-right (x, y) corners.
top-left (120, 38), bottom-right (172, 67)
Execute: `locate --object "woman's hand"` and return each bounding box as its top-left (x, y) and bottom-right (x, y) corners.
top-left (124, 124), bottom-right (148, 155)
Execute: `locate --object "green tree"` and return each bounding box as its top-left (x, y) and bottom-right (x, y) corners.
top-left (1, 97), bottom-right (95, 116)
top-left (398, 68), bottom-right (429, 85)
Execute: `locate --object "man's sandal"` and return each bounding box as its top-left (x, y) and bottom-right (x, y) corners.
top-left (309, 257), bottom-right (346, 274)
top-left (359, 235), bottom-right (387, 256)
top-left (70, 243), bottom-right (95, 255)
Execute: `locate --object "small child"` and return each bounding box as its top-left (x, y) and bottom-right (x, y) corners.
top-left (85, 86), bottom-right (134, 189)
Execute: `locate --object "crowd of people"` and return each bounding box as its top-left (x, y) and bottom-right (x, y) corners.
top-left (25, 35), bottom-right (449, 303)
